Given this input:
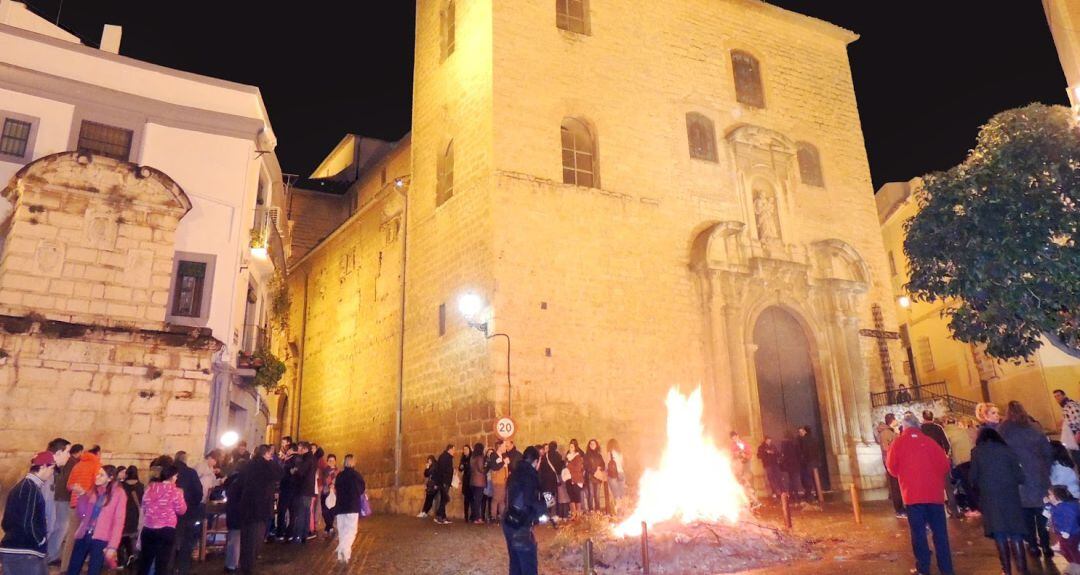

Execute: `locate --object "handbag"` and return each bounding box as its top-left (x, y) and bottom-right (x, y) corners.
top-left (359, 493), bottom-right (372, 518)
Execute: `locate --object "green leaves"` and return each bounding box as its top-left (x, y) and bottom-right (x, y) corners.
top-left (904, 104), bottom-right (1080, 360)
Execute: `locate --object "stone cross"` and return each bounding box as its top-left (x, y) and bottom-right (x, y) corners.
top-left (859, 303), bottom-right (899, 390)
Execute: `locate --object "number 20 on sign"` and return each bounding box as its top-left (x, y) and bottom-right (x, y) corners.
top-left (495, 417), bottom-right (516, 439)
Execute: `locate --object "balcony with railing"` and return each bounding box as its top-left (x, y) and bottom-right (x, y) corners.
top-left (870, 381), bottom-right (978, 417)
top-left (249, 207), bottom-right (286, 274)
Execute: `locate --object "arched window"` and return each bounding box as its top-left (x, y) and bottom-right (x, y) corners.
top-left (731, 50), bottom-right (764, 108)
top-left (796, 142), bottom-right (824, 187)
top-left (441, 0), bottom-right (456, 61)
top-left (436, 140), bottom-right (454, 206)
top-left (556, 0), bottom-right (590, 35)
top-left (561, 118), bottom-right (596, 188)
top-left (685, 112), bottom-right (717, 162)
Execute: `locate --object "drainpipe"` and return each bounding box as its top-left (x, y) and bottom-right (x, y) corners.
top-left (393, 177), bottom-right (411, 489)
top-left (294, 270), bottom-right (310, 438)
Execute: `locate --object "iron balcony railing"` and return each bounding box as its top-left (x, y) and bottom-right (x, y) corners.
top-left (870, 381), bottom-right (978, 417)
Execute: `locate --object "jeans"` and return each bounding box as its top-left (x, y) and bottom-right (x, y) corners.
top-left (137, 527), bottom-right (176, 575)
top-left (275, 491), bottom-right (293, 537)
top-left (48, 500), bottom-right (69, 562)
top-left (240, 521), bottom-right (266, 575)
top-left (422, 489), bottom-right (438, 514)
top-left (906, 503), bottom-right (954, 575)
top-left (584, 478), bottom-right (601, 511)
top-left (66, 536), bottom-right (107, 575)
top-left (470, 486), bottom-right (486, 521)
top-left (435, 484), bottom-right (450, 520)
top-left (1, 552), bottom-right (48, 575)
top-left (291, 495), bottom-right (313, 539)
top-left (334, 513), bottom-right (359, 562)
top-left (225, 529), bottom-right (241, 570)
top-left (765, 466), bottom-right (785, 497)
top-left (502, 522), bottom-right (538, 575)
top-left (1023, 506), bottom-right (1052, 553)
top-left (800, 465), bottom-right (819, 498)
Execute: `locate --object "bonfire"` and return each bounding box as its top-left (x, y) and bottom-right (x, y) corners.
top-left (547, 387), bottom-right (814, 573)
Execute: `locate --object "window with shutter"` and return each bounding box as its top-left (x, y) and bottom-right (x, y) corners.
top-left (685, 113), bottom-right (717, 162)
top-left (731, 51), bottom-right (765, 108)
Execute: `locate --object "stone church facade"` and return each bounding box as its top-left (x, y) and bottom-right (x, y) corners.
top-left (281, 0), bottom-right (903, 509)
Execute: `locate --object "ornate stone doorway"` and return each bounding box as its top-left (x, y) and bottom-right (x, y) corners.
top-left (752, 306), bottom-right (830, 488)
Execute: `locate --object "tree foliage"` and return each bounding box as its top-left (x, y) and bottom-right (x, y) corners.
top-left (904, 104), bottom-right (1080, 360)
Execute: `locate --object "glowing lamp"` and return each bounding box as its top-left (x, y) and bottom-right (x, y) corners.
top-left (250, 246), bottom-right (268, 260)
top-left (898, 295), bottom-right (911, 309)
top-left (219, 430), bottom-right (240, 448)
top-left (457, 293), bottom-right (484, 320)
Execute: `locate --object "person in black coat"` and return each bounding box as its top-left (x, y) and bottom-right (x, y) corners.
top-left (779, 433), bottom-right (804, 500)
top-left (503, 447), bottom-right (546, 575)
top-left (289, 443), bottom-right (315, 542)
top-left (173, 452), bottom-right (204, 575)
top-left (796, 426), bottom-right (821, 501)
top-left (238, 445), bottom-right (283, 575)
top-left (223, 473), bottom-right (244, 573)
top-left (458, 445), bottom-right (474, 522)
top-left (275, 443), bottom-right (297, 539)
top-left (433, 445), bottom-right (456, 524)
top-left (970, 427), bottom-right (1028, 575)
top-left (332, 455), bottom-right (366, 563)
top-left (998, 401), bottom-right (1054, 558)
top-left (757, 437), bottom-right (783, 500)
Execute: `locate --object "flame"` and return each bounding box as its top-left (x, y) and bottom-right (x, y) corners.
top-left (615, 387), bottom-right (748, 537)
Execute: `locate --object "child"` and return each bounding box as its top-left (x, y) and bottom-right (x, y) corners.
top-left (1049, 485), bottom-right (1080, 575)
top-left (1051, 441), bottom-right (1080, 498)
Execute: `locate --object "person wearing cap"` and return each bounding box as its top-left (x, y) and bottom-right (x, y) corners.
top-left (887, 413), bottom-right (954, 575)
top-left (40, 438), bottom-right (70, 564)
top-left (0, 451), bottom-right (56, 575)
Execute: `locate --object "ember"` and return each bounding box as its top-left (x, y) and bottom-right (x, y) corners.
top-left (615, 387), bottom-right (749, 537)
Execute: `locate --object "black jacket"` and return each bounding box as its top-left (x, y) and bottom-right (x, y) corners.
top-left (583, 449), bottom-right (604, 479)
top-left (797, 433), bottom-right (820, 466)
top-left (224, 474), bottom-right (244, 530)
top-left (334, 467), bottom-right (367, 515)
top-left (434, 451), bottom-right (455, 486)
top-left (998, 420), bottom-right (1053, 508)
top-left (506, 459), bottom-right (546, 528)
top-left (780, 439), bottom-right (802, 473)
top-left (757, 443), bottom-right (780, 469)
top-left (176, 462), bottom-right (203, 513)
top-left (920, 422), bottom-right (951, 455)
top-left (238, 458), bottom-right (284, 524)
top-left (970, 441), bottom-right (1027, 538)
top-left (0, 475), bottom-right (48, 557)
top-left (539, 452), bottom-right (563, 494)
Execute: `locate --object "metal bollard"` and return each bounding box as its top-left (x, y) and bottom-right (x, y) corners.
top-left (850, 483), bottom-right (862, 524)
top-left (813, 468), bottom-right (825, 506)
top-left (780, 492), bottom-right (793, 529)
top-left (641, 521), bottom-right (651, 575)
top-left (584, 538), bottom-right (593, 575)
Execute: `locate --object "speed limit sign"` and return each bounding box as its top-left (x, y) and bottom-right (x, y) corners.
top-left (494, 417), bottom-right (516, 439)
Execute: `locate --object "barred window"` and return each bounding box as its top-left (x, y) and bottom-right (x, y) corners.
top-left (172, 260), bottom-right (207, 318)
top-left (561, 118), bottom-right (596, 188)
top-left (796, 142), bottom-right (825, 186)
top-left (77, 120), bottom-right (133, 161)
top-left (0, 118), bottom-right (31, 158)
top-left (556, 0), bottom-right (589, 35)
top-left (686, 112), bottom-right (717, 162)
top-left (441, 0), bottom-right (456, 61)
top-left (731, 50), bottom-right (765, 108)
top-left (436, 140), bottom-right (454, 206)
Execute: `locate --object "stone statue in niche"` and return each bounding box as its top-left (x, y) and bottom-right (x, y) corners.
top-left (753, 187), bottom-right (781, 241)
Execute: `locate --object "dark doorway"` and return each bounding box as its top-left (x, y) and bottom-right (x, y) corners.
top-left (753, 306), bottom-right (830, 488)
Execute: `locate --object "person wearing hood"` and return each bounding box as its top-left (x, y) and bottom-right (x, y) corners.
top-left (503, 446), bottom-right (546, 575)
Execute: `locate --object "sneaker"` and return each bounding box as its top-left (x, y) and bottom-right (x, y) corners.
top-left (435, 518), bottom-right (452, 525)
top-left (895, 512), bottom-right (908, 519)
top-left (305, 533), bottom-right (317, 541)
top-left (416, 512), bottom-right (428, 518)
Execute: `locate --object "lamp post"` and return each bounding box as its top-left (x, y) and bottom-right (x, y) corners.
top-left (458, 293), bottom-right (513, 417)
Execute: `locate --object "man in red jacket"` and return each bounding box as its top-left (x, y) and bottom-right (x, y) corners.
top-left (887, 414), bottom-right (954, 575)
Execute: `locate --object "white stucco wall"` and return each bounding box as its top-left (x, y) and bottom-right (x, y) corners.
top-left (0, 86), bottom-right (75, 183)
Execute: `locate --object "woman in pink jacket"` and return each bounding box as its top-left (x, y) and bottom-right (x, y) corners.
top-left (137, 464), bottom-right (187, 575)
top-left (66, 465), bottom-right (126, 575)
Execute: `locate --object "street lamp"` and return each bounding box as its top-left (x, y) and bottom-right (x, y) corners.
top-left (219, 430), bottom-right (240, 448)
top-left (457, 292), bottom-right (513, 417)
top-left (898, 295), bottom-right (911, 309)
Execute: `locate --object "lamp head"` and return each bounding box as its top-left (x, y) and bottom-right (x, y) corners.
top-left (219, 431), bottom-right (240, 448)
top-left (458, 293), bottom-right (484, 320)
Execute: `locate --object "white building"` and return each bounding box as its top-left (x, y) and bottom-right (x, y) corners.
top-left (0, 0), bottom-right (290, 451)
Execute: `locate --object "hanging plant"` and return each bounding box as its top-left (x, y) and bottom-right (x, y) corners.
top-left (269, 273), bottom-right (290, 330)
top-left (249, 227), bottom-right (268, 249)
top-left (252, 348), bottom-right (286, 392)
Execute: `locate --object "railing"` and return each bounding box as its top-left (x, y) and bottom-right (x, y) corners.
top-left (870, 381), bottom-right (978, 417)
top-left (240, 323), bottom-right (266, 356)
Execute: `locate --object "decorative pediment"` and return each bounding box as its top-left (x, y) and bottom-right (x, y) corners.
top-left (811, 239), bottom-right (871, 286)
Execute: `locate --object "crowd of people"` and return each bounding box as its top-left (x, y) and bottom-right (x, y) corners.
top-left (0, 435), bottom-right (368, 575)
top-left (737, 426), bottom-right (823, 504)
top-left (417, 437), bottom-right (626, 528)
top-left (880, 390), bottom-right (1080, 575)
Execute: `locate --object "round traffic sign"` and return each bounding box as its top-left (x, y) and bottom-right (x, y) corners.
top-left (495, 417), bottom-right (516, 439)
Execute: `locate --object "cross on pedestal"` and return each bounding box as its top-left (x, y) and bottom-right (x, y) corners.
top-left (859, 303), bottom-right (899, 390)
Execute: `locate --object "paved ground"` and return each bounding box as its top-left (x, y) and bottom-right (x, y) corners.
top-left (182, 502), bottom-right (1071, 574)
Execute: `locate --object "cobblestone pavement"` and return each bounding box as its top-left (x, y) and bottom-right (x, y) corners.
top-left (182, 502), bottom-right (1071, 574)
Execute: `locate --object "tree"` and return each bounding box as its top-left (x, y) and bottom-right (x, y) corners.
top-left (904, 104), bottom-right (1080, 360)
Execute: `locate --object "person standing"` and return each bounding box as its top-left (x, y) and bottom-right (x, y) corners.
top-left (41, 438), bottom-right (70, 567)
top-left (222, 472), bottom-right (243, 574)
top-left (779, 432), bottom-right (803, 500)
top-left (564, 440), bottom-right (585, 517)
top-left (1048, 485), bottom-right (1080, 574)
top-left (503, 446), bottom-right (546, 575)
top-left (137, 464), bottom-right (187, 575)
top-left (970, 427), bottom-right (1029, 575)
top-left (920, 411), bottom-right (959, 517)
top-left (418, 455), bottom-right (439, 518)
top-left (976, 402), bottom-right (1002, 430)
top-left (469, 442), bottom-right (488, 524)
top-left (62, 445), bottom-right (101, 572)
top-left (796, 426), bottom-right (821, 502)
top-left (998, 400), bottom-right (1054, 559)
top-left (321, 454), bottom-right (340, 534)
top-left (118, 466), bottom-right (143, 569)
top-left (1051, 441), bottom-right (1080, 498)
top-left (1, 452), bottom-right (56, 575)
top-left (1055, 389), bottom-right (1080, 468)
top-left (490, 443), bottom-right (510, 522)
top-left (876, 414), bottom-right (905, 518)
top-left (433, 445), bottom-right (456, 525)
top-left (504, 440), bottom-right (522, 474)
top-left (757, 437), bottom-right (783, 501)
top-left (237, 445), bottom-right (283, 575)
top-left (289, 442), bottom-right (317, 542)
top-left (172, 451), bottom-right (204, 574)
top-left (538, 443), bottom-right (562, 518)
top-left (50, 443), bottom-right (81, 566)
top-left (66, 465), bottom-right (126, 575)
top-left (274, 442), bottom-right (297, 539)
top-left (459, 444), bottom-right (474, 522)
top-left (606, 439), bottom-right (626, 515)
top-left (583, 439), bottom-right (606, 514)
top-left (887, 413), bottom-right (954, 575)
top-left (332, 454), bottom-right (366, 564)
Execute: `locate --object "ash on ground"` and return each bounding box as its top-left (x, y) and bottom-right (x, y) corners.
top-left (547, 515), bottom-right (817, 573)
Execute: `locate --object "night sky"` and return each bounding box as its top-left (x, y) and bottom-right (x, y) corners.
top-left (23, 0), bottom-right (1068, 189)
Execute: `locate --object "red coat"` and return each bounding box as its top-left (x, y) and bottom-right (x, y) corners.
top-left (886, 427), bottom-right (950, 505)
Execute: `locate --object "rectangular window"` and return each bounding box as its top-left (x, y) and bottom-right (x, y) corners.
top-left (917, 337), bottom-right (935, 372)
top-left (436, 141), bottom-right (454, 207)
top-left (172, 260), bottom-right (207, 318)
top-left (888, 251), bottom-right (898, 276)
top-left (77, 120), bottom-right (134, 161)
top-left (438, 303), bottom-right (447, 336)
top-left (556, 0), bottom-right (589, 34)
top-left (0, 118), bottom-right (31, 158)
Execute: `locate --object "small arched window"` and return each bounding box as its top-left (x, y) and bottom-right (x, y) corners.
top-left (731, 50), bottom-right (764, 108)
top-left (556, 0), bottom-right (590, 35)
top-left (441, 0), bottom-right (456, 61)
top-left (796, 142), bottom-right (824, 187)
top-left (561, 118), bottom-right (596, 188)
top-left (685, 112), bottom-right (717, 162)
top-left (436, 140), bottom-right (454, 206)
